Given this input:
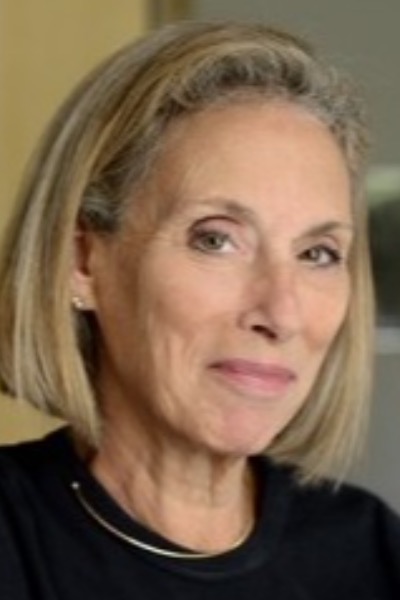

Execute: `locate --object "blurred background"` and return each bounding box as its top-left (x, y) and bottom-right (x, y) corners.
top-left (0, 0), bottom-right (399, 510)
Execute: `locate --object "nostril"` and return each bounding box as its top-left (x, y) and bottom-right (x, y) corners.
top-left (251, 323), bottom-right (279, 340)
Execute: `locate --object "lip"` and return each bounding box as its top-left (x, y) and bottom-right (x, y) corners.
top-left (209, 359), bottom-right (297, 397)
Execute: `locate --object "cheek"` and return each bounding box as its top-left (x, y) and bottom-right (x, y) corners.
top-left (140, 288), bottom-right (219, 374)
top-left (304, 279), bottom-right (350, 351)
top-left (141, 264), bottom-right (239, 333)
top-left (137, 267), bottom-right (243, 390)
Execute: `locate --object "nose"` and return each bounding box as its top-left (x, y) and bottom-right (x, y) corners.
top-left (238, 260), bottom-right (303, 343)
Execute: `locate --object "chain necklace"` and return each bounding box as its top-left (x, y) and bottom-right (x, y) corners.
top-left (71, 480), bottom-right (253, 560)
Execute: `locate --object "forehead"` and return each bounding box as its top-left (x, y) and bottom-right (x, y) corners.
top-left (146, 101), bottom-right (352, 229)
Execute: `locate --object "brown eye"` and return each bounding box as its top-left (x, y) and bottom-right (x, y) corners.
top-left (300, 245), bottom-right (342, 267)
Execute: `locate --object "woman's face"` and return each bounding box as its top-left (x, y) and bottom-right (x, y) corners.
top-left (82, 102), bottom-right (353, 457)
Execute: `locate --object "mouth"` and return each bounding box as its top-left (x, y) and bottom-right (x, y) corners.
top-left (209, 358), bottom-right (297, 398)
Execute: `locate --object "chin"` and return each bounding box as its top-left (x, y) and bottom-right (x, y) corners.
top-left (222, 407), bottom-right (292, 451)
top-left (203, 426), bottom-right (279, 459)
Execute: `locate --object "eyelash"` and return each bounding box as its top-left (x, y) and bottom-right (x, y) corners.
top-left (187, 215), bottom-right (240, 255)
top-left (188, 220), bottom-right (346, 267)
top-left (188, 227), bottom-right (235, 254)
top-left (300, 245), bottom-right (344, 268)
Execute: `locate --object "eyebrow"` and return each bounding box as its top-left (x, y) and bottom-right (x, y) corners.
top-left (189, 198), bottom-right (262, 226)
top-left (301, 221), bottom-right (354, 238)
top-left (188, 197), bottom-right (354, 237)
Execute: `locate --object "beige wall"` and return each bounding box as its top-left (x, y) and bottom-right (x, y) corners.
top-left (0, 0), bottom-right (149, 227)
top-left (0, 1), bottom-right (150, 443)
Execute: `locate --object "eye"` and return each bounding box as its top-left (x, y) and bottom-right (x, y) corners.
top-left (300, 244), bottom-right (343, 268)
top-left (188, 222), bottom-right (237, 254)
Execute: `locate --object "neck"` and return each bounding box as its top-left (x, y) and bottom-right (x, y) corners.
top-left (88, 418), bottom-right (256, 553)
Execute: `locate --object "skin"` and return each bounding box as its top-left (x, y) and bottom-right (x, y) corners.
top-left (73, 101), bottom-right (353, 552)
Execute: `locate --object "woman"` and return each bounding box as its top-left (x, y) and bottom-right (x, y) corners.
top-left (0, 21), bottom-right (399, 599)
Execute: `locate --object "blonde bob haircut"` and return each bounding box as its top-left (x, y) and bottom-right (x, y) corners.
top-left (0, 21), bottom-right (373, 482)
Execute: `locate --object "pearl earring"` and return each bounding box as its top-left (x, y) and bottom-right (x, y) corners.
top-left (72, 295), bottom-right (85, 310)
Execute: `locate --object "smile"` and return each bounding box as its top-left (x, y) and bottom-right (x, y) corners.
top-left (209, 359), bottom-right (298, 398)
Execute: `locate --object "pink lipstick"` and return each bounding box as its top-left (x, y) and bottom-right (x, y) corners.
top-left (209, 359), bottom-right (297, 397)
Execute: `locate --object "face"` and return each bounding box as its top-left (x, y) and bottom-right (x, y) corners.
top-left (78, 102), bottom-right (353, 457)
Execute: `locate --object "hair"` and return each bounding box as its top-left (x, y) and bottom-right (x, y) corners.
top-left (0, 21), bottom-right (373, 482)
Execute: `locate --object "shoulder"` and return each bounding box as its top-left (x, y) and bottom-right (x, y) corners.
top-left (0, 428), bottom-right (71, 498)
top-left (271, 457), bottom-right (400, 536)
top-left (294, 472), bottom-right (400, 534)
top-left (0, 427), bottom-right (66, 465)
top-left (266, 457), bottom-right (400, 577)
top-left (260, 455), bottom-right (399, 521)
top-left (255, 456), bottom-right (400, 592)
top-left (0, 429), bottom-right (74, 598)
top-left (0, 427), bottom-right (77, 547)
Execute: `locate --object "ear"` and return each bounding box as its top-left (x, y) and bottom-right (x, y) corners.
top-left (70, 227), bottom-right (99, 311)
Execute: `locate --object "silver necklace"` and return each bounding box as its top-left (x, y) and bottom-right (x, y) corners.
top-left (71, 481), bottom-right (252, 560)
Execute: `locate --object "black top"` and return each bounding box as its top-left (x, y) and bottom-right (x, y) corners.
top-left (0, 428), bottom-right (399, 599)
